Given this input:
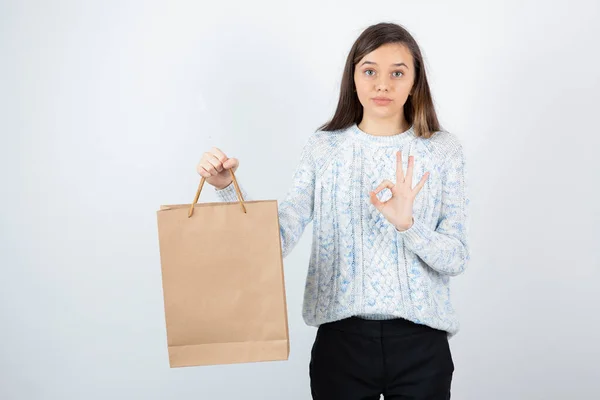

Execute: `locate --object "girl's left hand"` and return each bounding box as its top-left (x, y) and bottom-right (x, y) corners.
top-left (369, 151), bottom-right (430, 232)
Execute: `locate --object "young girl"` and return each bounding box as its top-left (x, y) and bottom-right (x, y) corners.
top-left (197, 22), bottom-right (469, 400)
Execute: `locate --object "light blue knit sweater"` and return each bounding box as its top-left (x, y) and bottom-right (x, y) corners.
top-left (215, 123), bottom-right (470, 337)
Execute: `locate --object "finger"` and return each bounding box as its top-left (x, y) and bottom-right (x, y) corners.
top-left (223, 157), bottom-right (239, 170)
top-left (413, 171), bottom-right (430, 194)
top-left (405, 155), bottom-right (414, 187)
top-left (201, 160), bottom-right (218, 175)
top-left (369, 191), bottom-right (385, 211)
top-left (372, 179), bottom-right (395, 195)
top-left (198, 167), bottom-right (211, 178)
top-left (206, 154), bottom-right (224, 172)
top-left (211, 147), bottom-right (228, 164)
top-left (396, 151), bottom-right (405, 183)
top-left (197, 163), bottom-right (211, 177)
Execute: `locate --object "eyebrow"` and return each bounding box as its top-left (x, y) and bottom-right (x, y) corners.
top-left (359, 61), bottom-right (409, 69)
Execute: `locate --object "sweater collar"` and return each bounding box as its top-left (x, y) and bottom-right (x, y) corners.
top-left (349, 122), bottom-right (416, 147)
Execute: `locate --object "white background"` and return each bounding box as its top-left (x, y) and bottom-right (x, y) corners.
top-left (1, 0), bottom-right (599, 399)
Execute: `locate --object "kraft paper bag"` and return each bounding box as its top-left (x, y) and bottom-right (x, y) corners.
top-left (156, 170), bottom-right (289, 368)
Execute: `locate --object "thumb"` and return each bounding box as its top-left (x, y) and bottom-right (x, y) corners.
top-left (369, 191), bottom-right (384, 212)
top-left (223, 158), bottom-right (239, 170)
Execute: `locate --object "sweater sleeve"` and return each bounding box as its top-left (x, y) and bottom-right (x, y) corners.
top-left (396, 144), bottom-right (471, 276)
top-left (214, 134), bottom-right (317, 258)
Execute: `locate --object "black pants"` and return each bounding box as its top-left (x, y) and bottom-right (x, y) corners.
top-left (309, 316), bottom-right (454, 400)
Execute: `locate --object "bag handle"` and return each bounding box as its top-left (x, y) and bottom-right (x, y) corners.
top-left (188, 169), bottom-right (247, 218)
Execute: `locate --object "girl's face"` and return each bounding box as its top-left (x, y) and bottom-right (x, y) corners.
top-left (354, 43), bottom-right (415, 122)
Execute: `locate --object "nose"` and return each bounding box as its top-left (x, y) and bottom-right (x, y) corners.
top-left (376, 76), bottom-right (390, 92)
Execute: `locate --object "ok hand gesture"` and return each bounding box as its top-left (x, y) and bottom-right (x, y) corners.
top-left (369, 151), bottom-right (430, 232)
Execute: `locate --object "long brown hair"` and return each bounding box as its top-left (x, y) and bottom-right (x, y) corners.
top-left (318, 22), bottom-right (441, 139)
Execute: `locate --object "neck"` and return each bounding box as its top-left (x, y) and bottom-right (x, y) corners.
top-left (358, 115), bottom-right (410, 137)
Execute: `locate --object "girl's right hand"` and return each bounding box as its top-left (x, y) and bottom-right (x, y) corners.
top-left (196, 147), bottom-right (240, 190)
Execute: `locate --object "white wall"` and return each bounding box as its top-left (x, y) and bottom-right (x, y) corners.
top-left (1, 1), bottom-right (599, 399)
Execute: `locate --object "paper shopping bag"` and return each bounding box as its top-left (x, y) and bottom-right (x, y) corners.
top-left (156, 170), bottom-right (289, 367)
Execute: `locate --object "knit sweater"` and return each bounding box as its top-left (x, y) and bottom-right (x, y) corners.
top-left (215, 122), bottom-right (470, 337)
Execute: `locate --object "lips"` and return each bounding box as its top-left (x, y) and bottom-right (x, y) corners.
top-left (372, 98), bottom-right (392, 105)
